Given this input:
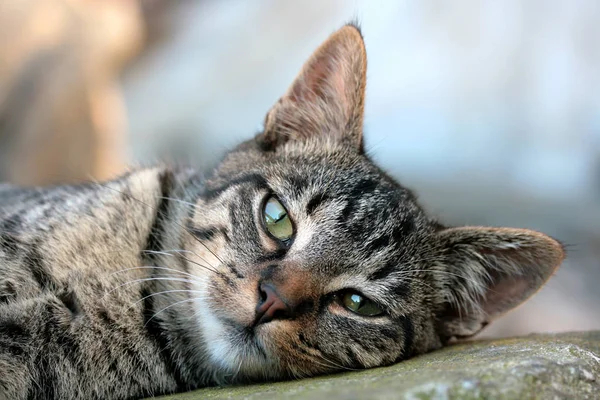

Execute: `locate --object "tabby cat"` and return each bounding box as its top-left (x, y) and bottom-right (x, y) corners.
top-left (0, 24), bottom-right (564, 399)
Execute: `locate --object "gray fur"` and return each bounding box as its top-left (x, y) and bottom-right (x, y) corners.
top-left (0, 24), bottom-right (564, 399)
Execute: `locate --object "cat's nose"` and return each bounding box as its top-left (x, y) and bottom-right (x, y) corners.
top-left (255, 283), bottom-right (290, 325)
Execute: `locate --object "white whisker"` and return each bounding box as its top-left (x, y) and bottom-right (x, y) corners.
top-left (103, 277), bottom-right (199, 299)
top-left (109, 265), bottom-right (201, 281)
top-left (144, 298), bottom-right (199, 327)
top-left (132, 289), bottom-right (203, 307)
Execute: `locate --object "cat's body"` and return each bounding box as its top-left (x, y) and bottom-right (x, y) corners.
top-left (0, 170), bottom-right (189, 398)
top-left (0, 25), bottom-right (564, 400)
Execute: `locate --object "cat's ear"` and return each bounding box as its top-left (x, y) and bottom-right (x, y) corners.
top-left (259, 23), bottom-right (367, 151)
top-left (434, 227), bottom-right (565, 340)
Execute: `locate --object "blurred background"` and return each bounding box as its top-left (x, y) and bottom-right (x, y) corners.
top-left (0, 0), bottom-right (598, 337)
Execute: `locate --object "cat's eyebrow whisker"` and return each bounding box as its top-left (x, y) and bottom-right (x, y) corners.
top-left (103, 277), bottom-right (200, 299)
top-left (135, 188), bottom-right (227, 268)
top-left (144, 297), bottom-right (200, 327)
top-left (158, 248), bottom-right (223, 278)
top-left (145, 248), bottom-right (214, 270)
top-left (94, 182), bottom-right (226, 267)
top-left (96, 182), bottom-right (230, 275)
top-left (156, 196), bottom-right (201, 210)
top-left (109, 265), bottom-right (202, 281)
top-left (140, 189), bottom-right (226, 270)
top-left (191, 248), bottom-right (223, 274)
top-left (143, 250), bottom-right (221, 276)
top-left (131, 289), bottom-right (203, 308)
top-left (144, 249), bottom-right (226, 279)
top-left (145, 249), bottom-right (196, 257)
top-left (185, 226), bottom-right (227, 266)
top-left (178, 253), bottom-right (229, 280)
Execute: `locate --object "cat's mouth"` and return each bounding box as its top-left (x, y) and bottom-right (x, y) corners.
top-left (198, 301), bottom-right (284, 382)
top-left (194, 267), bottom-right (316, 381)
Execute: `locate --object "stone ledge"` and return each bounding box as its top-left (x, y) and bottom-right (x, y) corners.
top-left (157, 331), bottom-right (600, 399)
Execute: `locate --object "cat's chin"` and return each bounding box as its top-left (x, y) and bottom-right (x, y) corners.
top-left (197, 301), bottom-right (284, 383)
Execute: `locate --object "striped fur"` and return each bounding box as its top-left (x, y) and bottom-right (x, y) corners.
top-left (0, 24), bottom-right (564, 399)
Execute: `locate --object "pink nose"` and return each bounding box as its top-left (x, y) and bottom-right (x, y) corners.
top-left (255, 283), bottom-right (290, 325)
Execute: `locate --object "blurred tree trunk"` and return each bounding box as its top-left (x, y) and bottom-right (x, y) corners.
top-left (0, 0), bottom-right (143, 186)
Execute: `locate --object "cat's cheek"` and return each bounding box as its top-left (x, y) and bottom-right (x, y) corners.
top-left (257, 326), bottom-right (296, 366)
top-left (255, 319), bottom-right (325, 374)
top-left (204, 276), bottom-right (259, 327)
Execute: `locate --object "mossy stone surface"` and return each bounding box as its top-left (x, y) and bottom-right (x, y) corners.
top-left (157, 331), bottom-right (600, 399)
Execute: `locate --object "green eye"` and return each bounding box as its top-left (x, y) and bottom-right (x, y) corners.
top-left (341, 292), bottom-right (383, 316)
top-left (263, 197), bottom-right (294, 242)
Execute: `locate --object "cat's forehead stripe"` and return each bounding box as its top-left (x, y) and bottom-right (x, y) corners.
top-left (305, 193), bottom-right (330, 215)
top-left (203, 173), bottom-right (268, 200)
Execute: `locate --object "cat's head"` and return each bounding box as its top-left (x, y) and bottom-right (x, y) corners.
top-left (183, 24), bottom-right (564, 383)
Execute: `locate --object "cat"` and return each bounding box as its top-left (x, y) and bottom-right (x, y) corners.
top-left (0, 23), bottom-right (564, 400)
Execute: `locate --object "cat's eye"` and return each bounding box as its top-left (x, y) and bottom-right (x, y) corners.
top-left (341, 292), bottom-right (383, 317)
top-left (262, 196), bottom-right (294, 242)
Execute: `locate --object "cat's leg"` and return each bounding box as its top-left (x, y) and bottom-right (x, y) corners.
top-left (0, 302), bottom-right (38, 400)
top-left (0, 293), bottom-right (92, 400)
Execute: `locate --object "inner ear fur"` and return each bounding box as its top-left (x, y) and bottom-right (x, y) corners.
top-left (435, 226), bottom-right (565, 341)
top-left (259, 23), bottom-right (367, 151)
